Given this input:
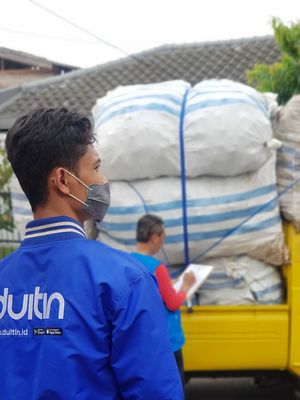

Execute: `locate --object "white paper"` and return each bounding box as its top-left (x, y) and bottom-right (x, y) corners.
top-left (173, 264), bottom-right (214, 300)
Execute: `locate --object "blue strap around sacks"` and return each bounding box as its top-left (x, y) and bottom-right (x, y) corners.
top-left (178, 88), bottom-right (190, 266)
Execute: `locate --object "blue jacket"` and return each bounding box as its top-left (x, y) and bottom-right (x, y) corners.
top-left (0, 216), bottom-right (183, 400)
top-left (131, 253), bottom-right (185, 352)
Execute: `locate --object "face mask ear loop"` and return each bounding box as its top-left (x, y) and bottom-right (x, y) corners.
top-left (68, 193), bottom-right (88, 206)
top-left (64, 169), bottom-right (92, 191)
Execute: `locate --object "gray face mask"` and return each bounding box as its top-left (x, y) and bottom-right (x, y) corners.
top-left (64, 170), bottom-right (110, 221)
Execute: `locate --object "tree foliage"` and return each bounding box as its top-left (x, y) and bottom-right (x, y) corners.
top-left (247, 17), bottom-right (300, 105)
top-left (0, 147), bottom-right (14, 232)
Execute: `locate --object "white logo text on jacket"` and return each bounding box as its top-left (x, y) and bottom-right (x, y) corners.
top-left (0, 287), bottom-right (65, 320)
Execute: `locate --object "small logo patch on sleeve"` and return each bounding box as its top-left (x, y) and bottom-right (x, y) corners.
top-left (33, 328), bottom-right (63, 336)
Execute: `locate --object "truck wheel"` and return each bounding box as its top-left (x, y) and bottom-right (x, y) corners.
top-left (294, 378), bottom-right (300, 399)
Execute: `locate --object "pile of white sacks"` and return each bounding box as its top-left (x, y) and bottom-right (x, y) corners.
top-left (273, 95), bottom-right (300, 231)
top-left (13, 79), bottom-right (300, 305)
top-left (90, 79), bottom-right (290, 305)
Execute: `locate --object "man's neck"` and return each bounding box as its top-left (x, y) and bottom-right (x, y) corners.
top-left (136, 242), bottom-right (156, 256)
top-left (34, 204), bottom-right (84, 225)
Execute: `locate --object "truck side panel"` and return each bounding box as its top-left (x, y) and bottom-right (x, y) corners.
top-left (287, 224), bottom-right (300, 376)
top-left (182, 305), bottom-right (289, 371)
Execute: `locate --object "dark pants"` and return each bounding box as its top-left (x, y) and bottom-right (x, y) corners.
top-left (174, 349), bottom-right (185, 387)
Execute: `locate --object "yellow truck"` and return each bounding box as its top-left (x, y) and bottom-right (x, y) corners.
top-left (182, 223), bottom-right (300, 393)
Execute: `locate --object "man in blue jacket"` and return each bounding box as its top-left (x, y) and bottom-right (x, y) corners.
top-left (0, 108), bottom-right (183, 399)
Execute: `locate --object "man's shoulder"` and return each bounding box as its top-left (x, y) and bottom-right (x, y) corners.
top-left (83, 239), bottom-right (150, 279)
top-left (84, 239), bottom-right (139, 261)
top-left (83, 240), bottom-right (157, 305)
top-left (131, 252), bottom-right (162, 273)
top-left (0, 248), bottom-right (19, 266)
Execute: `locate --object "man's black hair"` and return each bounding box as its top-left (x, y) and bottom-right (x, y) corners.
top-left (6, 108), bottom-right (95, 211)
top-left (136, 214), bottom-right (164, 243)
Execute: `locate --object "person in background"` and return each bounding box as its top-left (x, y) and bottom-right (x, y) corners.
top-left (0, 108), bottom-right (183, 400)
top-left (132, 214), bottom-right (196, 387)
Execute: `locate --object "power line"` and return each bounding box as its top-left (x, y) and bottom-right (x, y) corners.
top-left (29, 0), bottom-right (133, 58)
top-left (29, 0), bottom-right (161, 73)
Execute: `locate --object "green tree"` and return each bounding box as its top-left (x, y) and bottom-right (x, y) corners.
top-left (247, 17), bottom-right (300, 105)
top-left (0, 147), bottom-right (14, 232)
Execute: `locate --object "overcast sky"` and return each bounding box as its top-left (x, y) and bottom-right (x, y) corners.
top-left (0, 0), bottom-right (299, 68)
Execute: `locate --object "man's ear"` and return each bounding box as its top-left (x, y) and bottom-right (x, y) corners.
top-left (49, 168), bottom-right (70, 195)
top-left (151, 233), bottom-right (159, 244)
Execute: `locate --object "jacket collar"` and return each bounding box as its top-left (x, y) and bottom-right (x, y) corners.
top-left (22, 216), bottom-right (86, 246)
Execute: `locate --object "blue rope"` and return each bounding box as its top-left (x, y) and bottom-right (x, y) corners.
top-left (179, 88), bottom-right (190, 267)
top-left (191, 175), bottom-right (300, 263)
top-left (126, 181), bottom-right (149, 213)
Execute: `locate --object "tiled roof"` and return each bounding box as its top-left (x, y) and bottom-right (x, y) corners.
top-left (0, 36), bottom-right (280, 128)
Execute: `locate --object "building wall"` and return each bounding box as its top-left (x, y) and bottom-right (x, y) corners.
top-left (0, 69), bottom-right (53, 89)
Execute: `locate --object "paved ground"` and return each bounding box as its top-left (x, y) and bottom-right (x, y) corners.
top-left (185, 377), bottom-right (296, 400)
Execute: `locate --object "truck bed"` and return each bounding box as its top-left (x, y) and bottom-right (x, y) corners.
top-left (181, 223), bottom-right (300, 375)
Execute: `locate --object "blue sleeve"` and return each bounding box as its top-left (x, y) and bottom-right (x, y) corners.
top-left (111, 271), bottom-right (184, 400)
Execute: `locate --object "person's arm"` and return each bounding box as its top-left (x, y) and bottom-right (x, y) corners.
top-left (155, 264), bottom-right (187, 311)
top-left (111, 270), bottom-right (183, 400)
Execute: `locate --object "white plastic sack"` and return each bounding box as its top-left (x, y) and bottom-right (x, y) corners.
top-left (10, 155), bottom-right (286, 266)
top-left (92, 80), bottom-right (190, 181)
top-left (197, 256), bottom-right (284, 305)
top-left (273, 95), bottom-right (300, 231)
top-left (96, 155), bottom-right (285, 266)
top-left (93, 79), bottom-right (275, 181)
top-left (184, 80), bottom-right (275, 176)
